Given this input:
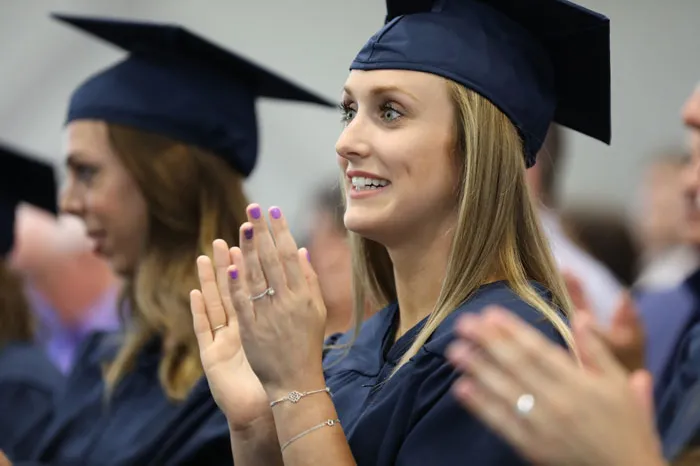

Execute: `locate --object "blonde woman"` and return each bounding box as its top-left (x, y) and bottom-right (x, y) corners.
top-left (1, 14), bottom-right (332, 466)
top-left (192, 0), bottom-right (611, 464)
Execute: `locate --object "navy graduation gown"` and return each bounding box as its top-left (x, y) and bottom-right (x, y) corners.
top-left (16, 332), bottom-right (231, 465)
top-left (0, 343), bottom-right (63, 460)
top-left (323, 281), bottom-right (567, 466)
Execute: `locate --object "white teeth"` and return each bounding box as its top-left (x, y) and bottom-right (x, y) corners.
top-left (351, 176), bottom-right (389, 190)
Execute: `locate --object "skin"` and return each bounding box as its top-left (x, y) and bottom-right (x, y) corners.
top-left (60, 120), bottom-right (148, 276)
top-left (191, 69), bottom-right (464, 465)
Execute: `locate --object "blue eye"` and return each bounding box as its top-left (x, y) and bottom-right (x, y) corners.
top-left (381, 106), bottom-right (402, 122)
top-left (339, 103), bottom-right (356, 125)
top-left (74, 165), bottom-right (97, 183)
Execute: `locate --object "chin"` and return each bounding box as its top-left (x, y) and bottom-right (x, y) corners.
top-left (107, 255), bottom-right (136, 278)
top-left (344, 214), bottom-right (398, 247)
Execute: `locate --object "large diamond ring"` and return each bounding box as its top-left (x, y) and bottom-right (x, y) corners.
top-left (250, 287), bottom-right (275, 302)
top-left (515, 393), bottom-right (535, 417)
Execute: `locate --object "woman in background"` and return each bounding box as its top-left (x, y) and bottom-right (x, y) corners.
top-left (0, 144), bottom-right (63, 461)
top-left (2, 13), bottom-right (332, 466)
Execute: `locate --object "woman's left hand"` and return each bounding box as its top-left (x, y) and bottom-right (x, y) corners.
top-left (228, 203), bottom-right (328, 397)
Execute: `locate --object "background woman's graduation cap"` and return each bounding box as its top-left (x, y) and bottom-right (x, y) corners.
top-left (0, 144), bottom-right (57, 256)
top-left (54, 14), bottom-right (335, 176)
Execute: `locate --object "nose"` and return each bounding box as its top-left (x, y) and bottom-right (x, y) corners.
top-left (682, 156), bottom-right (700, 199)
top-left (335, 114), bottom-right (372, 165)
top-left (682, 88), bottom-right (700, 130)
top-left (59, 178), bottom-right (86, 218)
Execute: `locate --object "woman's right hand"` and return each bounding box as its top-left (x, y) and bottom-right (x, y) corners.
top-left (191, 239), bottom-right (270, 429)
top-left (446, 307), bottom-right (666, 466)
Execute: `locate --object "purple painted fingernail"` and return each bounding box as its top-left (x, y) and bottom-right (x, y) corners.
top-left (250, 206), bottom-right (261, 219)
top-left (229, 269), bottom-right (238, 280)
top-left (244, 228), bottom-right (253, 240)
top-left (270, 207), bottom-right (281, 219)
top-left (306, 249), bottom-right (311, 262)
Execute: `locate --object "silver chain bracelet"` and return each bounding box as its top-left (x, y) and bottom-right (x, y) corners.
top-left (270, 387), bottom-right (331, 408)
top-left (281, 418), bottom-right (341, 452)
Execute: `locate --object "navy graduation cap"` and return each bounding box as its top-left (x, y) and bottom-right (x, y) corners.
top-left (53, 14), bottom-right (335, 177)
top-left (353, 0), bottom-right (611, 167)
top-left (0, 144), bottom-right (57, 256)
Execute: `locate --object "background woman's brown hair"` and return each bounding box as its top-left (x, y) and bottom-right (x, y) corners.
top-left (0, 260), bottom-right (34, 347)
top-left (103, 123), bottom-right (249, 401)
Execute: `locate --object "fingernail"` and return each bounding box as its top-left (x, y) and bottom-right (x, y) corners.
top-left (305, 249), bottom-right (311, 262)
top-left (244, 228), bottom-right (254, 240)
top-left (229, 269), bottom-right (238, 280)
top-left (270, 207), bottom-right (281, 219)
top-left (250, 206), bottom-right (261, 219)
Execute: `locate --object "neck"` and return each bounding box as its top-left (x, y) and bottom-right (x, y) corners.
top-left (387, 226), bottom-right (454, 340)
top-left (324, 305), bottom-right (352, 338)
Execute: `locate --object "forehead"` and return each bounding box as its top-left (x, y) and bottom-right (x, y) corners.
top-left (343, 69), bottom-right (449, 98)
top-left (63, 120), bottom-right (113, 162)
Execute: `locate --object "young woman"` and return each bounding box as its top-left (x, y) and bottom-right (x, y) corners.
top-left (192, 0), bottom-right (612, 464)
top-left (3, 14), bottom-right (332, 466)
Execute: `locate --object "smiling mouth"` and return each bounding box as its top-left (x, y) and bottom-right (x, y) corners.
top-left (350, 176), bottom-right (391, 191)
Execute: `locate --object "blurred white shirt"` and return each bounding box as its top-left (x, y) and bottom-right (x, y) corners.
top-left (539, 208), bottom-right (623, 327)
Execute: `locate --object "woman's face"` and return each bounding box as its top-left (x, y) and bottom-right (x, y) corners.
top-left (335, 69), bottom-right (459, 248)
top-left (60, 120), bottom-right (148, 275)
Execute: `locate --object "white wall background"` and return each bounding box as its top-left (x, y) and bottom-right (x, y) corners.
top-left (1, 0), bottom-right (699, 233)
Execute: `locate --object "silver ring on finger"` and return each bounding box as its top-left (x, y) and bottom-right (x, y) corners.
top-left (515, 393), bottom-right (535, 417)
top-left (250, 287), bottom-right (275, 302)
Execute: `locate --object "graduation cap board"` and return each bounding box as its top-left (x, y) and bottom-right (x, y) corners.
top-left (0, 144), bottom-right (57, 257)
top-left (353, 0), bottom-right (611, 167)
top-left (53, 14), bottom-right (336, 177)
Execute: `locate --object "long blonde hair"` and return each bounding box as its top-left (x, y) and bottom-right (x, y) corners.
top-left (347, 81), bottom-right (575, 372)
top-left (104, 124), bottom-right (249, 401)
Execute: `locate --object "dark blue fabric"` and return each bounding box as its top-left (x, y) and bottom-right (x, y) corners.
top-left (54, 14), bottom-right (334, 177)
top-left (351, 0), bottom-right (611, 167)
top-left (649, 269), bottom-right (700, 460)
top-left (16, 332), bottom-right (230, 466)
top-left (0, 343), bottom-right (63, 460)
top-left (323, 281), bottom-right (567, 465)
top-left (0, 144), bottom-right (57, 255)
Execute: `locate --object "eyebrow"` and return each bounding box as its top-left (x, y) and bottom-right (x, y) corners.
top-left (65, 152), bottom-right (92, 168)
top-left (342, 85), bottom-right (418, 102)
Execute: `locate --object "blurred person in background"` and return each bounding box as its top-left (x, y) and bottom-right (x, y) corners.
top-left (648, 82), bottom-right (700, 462)
top-left (0, 14), bottom-right (333, 466)
top-left (9, 203), bottom-right (120, 373)
top-left (527, 124), bottom-right (623, 327)
top-left (497, 82), bottom-right (700, 465)
top-left (560, 206), bottom-right (641, 287)
top-left (634, 151), bottom-right (700, 291)
top-left (306, 182), bottom-right (374, 337)
top-left (0, 145), bottom-right (63, 461)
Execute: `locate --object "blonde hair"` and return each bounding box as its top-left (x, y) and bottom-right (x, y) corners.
top-left (0, 260), bottom-right (34, 347)
top-left (104, 124), bottom-right (249, 401)
top-left (347, 81), bottom-right (575, 372)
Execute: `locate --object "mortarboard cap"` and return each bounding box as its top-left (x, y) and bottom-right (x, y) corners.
top-left (53, 14), bottom-right (335, 177)
top-left (353, 0), bottom-right (611, 167)
top-left (0, 144), bottom-right (57, 256)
